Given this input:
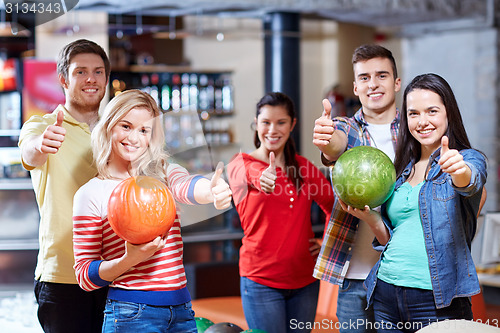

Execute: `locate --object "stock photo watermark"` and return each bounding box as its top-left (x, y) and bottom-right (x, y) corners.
top-left (2, 0), bottom-right (79, 34)
top-left (289, 318), bottom-right (500, 331)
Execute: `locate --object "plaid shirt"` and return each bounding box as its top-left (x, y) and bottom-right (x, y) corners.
top-left (313, 108), bottom-right (400, 285)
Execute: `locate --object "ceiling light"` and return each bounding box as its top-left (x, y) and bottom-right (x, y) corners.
top-left (136, 12), bottom-right (143, 35)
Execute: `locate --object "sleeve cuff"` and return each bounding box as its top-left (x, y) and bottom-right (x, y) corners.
top-left (321, 153), bottom-right (335, 166)
top-left (88, 260), bottom-right (111, 287)
top-left (449, 161), bottom-right (477, 194)
top-left (188, 175), bottom-right (206, 204)
top-left (372, 238), bottom-right (385, 252)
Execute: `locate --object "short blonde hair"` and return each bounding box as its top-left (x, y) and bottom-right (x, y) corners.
top-left (91, 89), bottom-right (169, 180)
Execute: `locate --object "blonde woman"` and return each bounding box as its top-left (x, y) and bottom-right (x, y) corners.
top-left (73, 89), bottom-right (232, 332)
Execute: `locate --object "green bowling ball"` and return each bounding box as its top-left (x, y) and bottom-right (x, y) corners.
top-left (332, 145), bottom-right (396, 209)
top-left (205, 322), bottom-right (243, 332)
top-left (195, 317), bottom-right (215, 332)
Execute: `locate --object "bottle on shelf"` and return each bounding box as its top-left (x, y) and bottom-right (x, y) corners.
top-left (206, 75), bottom-right (215, 112)
top-left (141, 74), bottom-right (150, 87)
top-left (189, 73), bottom-right (199, 111)
top-left (160, 73), bottom-right (171, 112)
top-left (222, 74), bottom-right (233, 113)
top-left (214, 75), bottom-right (223, 113)
top-left (181, 73), bottom-right (191, 111)
top-left (171, 74), bottom-right (181, 112)
top-left (150, 74), bottom-right (160, 107)
top-left (108, 69), bottom-right (234, 150)
top-left (150, 85), bottom-right (159, 107)
top-left (161, 84), bottom-right (171, 112)
top-left (198, 74), bottom-right (209, 111)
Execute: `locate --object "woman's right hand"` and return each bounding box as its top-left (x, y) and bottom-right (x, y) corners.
top-left (98, 236), bottom-right (166, 282)
top-left (338, 199), bottom-right (382, 228)
top-left (260, 152), bottom-right (277, 193)
top-left (124, 236), bottom-right (166, 267)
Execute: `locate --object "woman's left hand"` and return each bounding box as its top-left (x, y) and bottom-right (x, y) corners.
top-left (438, 136), bottom-right (468, 176)
top-left (210, 162), bottom-right (233, 210)
top-left (309, 238), bottom-right (322, 257)
top-left (438, 136), bottom-right (472, 188)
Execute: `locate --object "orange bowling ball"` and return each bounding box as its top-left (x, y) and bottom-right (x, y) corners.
top-left (108, 175), bottom-right (176, 244)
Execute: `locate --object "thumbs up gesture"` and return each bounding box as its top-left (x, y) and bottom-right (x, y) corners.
top-left (260, 152), bottom-right (277, 193)
top-left (312, 99), bottom-right (335, 148)
top-left (438, 136), bottom-right (467, 176)
top-left (210, 161), bottom-right (232, 210)
top-left (37, 110), bottom-right (66, 154)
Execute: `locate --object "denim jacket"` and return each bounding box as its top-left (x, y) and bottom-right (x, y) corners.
top-left (365, 148), bottom-right (487, 309)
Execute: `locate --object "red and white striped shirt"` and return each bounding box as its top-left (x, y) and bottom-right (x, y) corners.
top-left (73, 163), bottom-right (203, 304)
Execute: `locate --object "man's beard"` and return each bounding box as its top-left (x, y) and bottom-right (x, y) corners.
top-left (72, 93), bottom-right (105, 112)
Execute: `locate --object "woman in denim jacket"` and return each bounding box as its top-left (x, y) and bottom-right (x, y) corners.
top-left (340, 73), bottom-right (487, 332)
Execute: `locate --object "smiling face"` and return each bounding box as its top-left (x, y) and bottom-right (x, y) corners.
top-left (110, 107), bottom-right (154, 168)
top-left (353, 57), bottom-right (401, 118)
top-left (255, 105), bottom-right (296, 155)
top-left (59, 53), bottom-right (107, 113)
top-left (406, 89), bottom-right (448, 155)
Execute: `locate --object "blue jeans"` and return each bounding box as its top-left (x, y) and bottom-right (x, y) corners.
top-left (336, 278), bottom-right (376, 333)
top-left (102, 299), bottom-right (197, 333)
top-left (372, 279), bottom-right (473, 332)
top-left (34, 279), bottom-right (108, 333)
top-left (240, 276), bottom-right (320, 333)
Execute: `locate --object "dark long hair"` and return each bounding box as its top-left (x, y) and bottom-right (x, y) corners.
top-left (254, 92), bottom-right (303, 189)
top-left (394, 73), bottom-right (472, 177)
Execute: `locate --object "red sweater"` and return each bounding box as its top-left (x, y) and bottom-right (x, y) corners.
top-left (228, 153), bottom-right (334, 289)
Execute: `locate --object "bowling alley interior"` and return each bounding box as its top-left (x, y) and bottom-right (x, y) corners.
top-left (1, 0), bottom-right (500, 332)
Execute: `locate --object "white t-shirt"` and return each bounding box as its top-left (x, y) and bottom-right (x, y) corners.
top-left (366, 122), bottom-right (394, 162)
top-left (345, 122), bottom-right (395, 280)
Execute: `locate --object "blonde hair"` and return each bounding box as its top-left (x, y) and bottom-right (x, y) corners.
top-left (91, 89), bottom-right (169, 180)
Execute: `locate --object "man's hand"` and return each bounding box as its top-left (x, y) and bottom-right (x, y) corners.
top-left (312, 99), bottom-right (335, 149)
top-left (313, 99), bottom-right (348, 162)
top-left (37, 110), bottom-right (66, 154)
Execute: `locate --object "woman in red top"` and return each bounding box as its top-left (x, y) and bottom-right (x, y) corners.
top-left (228, 92), bottom-right (335, 333)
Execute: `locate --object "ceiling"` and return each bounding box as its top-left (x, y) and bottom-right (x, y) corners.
top-left (72, 0), bottom-right (492, 27)
top-left (0, 0), bottom-right (495, 38)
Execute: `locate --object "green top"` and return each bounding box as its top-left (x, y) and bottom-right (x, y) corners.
top-left (377, 181), bottom-right (432, 290)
